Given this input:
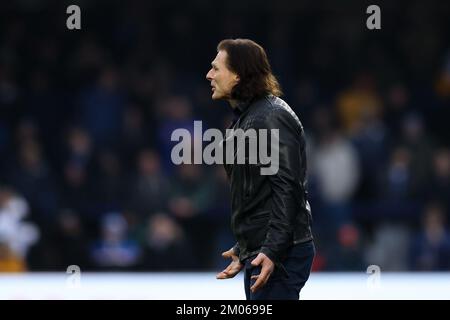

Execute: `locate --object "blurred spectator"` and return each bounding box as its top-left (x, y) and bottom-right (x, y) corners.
top-left (435, 50), bottom-right (450, 99)
top-left (366, 223), bottom-right (412, 271)
top-left (336, 73), bottom-right (383, 134)
top-left (119, 104), bottom-right (152, 168)
top-left (425, 148), bottom-right (450, 214)
top-left (311, 121), bottom-right (360, 228)
top-left (350, 96), bottom-right (389, 200)
top-left (168, 164), bottom-right (216, 267)
top-left (61, 160), bottom-right (91, 218)
top-left (384, 83), bottom-right (410, 135)
top-left (370, 146), bottom-right (421, 222)
top-left (0, 241), bottom-right (26, 272)
top-left (24, 68), bottom-right (63, 159)
top-left (156, 95), bottom-right (195, 174)
top-left (64, 127), bottom-right (93, 170)
top-left (168, 164), bottom-right (215, 220)
top-left (128, 149), bottom-right (169, 219)
top-left (207, 167), bottom-right (234, 269)
top-left (139, 213), bottom-right (195, 271)
top-left (0, 59), bottom-right (20, 110)
top-left (293, 79), bottom-right (320, 128)
top-left (409, 203), bottom-right (450, 271)
top-left (6, 139), bottom-right (59, 222)
top-left (90, 212), bottom-right (140, 270)
top-left (383, 147), bottom-right (412, 201)
top-left (52, 209), bottom-right (91, 270)
top-left (91, 149), bottom-right (125, 210)
top-left (398, 112), bottom-right (435, 195)
top-left (326, 223), bottom-right (365, 271)
top-left (78, 66), bottom-right (126, 148)
top-left (0, 186), bottom-right (39, 270)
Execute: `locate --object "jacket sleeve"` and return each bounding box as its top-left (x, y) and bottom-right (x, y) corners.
top-left (257, 109), bottom-right (304, 263)
top-left (232, 242), bottom-right (240, 257)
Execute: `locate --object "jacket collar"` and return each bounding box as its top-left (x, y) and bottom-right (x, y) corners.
top-left (232, 99), bottom-right (252, 118)
top-left (233, 94), bottom-right (272, 116)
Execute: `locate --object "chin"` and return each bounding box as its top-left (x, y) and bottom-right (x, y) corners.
top-left (211, 93), bottom-right (223, 100)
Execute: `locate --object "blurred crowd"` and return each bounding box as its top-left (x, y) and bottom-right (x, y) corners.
top-left (1, 0), bottom-right (450, 272)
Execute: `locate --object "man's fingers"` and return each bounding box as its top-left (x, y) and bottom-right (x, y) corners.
top-left (250, 266), bottom-right (272, 292)
top-left (250, 275), bottom-right (266, 292)
top-left (251, 274), bottom-right (268, 292)
top-left (216, 268), bottom-right (231, 279)
top-left (222, 268), bottom-right (231, 276)
top-left (227, 264), bottom-right (241, 276)
top-left (218, 248), bottom-right (243, 281)
top-left (217, 261), bottom-right (242, 280)
top-left (222, 250), bottom-right (233, 258)
top-left (216, 272), bottom-right (229, 279)
top-left (217, 264), bottom-right (234, 279)
top-left (251, 255), bottom-right (262, 266)
top-left (216, 270), bottom-right (237, 279)
top-left (224, 262), bottom-right (235, 273)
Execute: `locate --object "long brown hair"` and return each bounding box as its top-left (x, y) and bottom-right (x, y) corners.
top-left (217, 39), bottom-right (282, 102)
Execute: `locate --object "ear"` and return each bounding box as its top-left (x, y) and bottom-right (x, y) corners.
top-left (234, 74), bottom-right (240, 84)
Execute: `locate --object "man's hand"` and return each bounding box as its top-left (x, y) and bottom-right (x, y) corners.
top-left (216, 248), bottom-right (243, 279)
top-left (250, 252), bottom-right (275, 293)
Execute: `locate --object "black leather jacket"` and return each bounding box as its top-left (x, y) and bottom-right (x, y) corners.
top-left (223, 95), bottom-right (313, 264)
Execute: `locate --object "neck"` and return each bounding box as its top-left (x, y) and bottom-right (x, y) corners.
top-left (228, 99), bottom-right (239, 109)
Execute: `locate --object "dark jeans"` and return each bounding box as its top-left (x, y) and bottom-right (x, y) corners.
top-left (244, 240), bottom-right (315, 300)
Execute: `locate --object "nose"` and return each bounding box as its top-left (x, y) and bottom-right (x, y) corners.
top-left (206, 69), bottom-right (213, 81)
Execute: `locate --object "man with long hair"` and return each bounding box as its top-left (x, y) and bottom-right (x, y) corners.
top-left (206, 39), bottom-right (315, 300)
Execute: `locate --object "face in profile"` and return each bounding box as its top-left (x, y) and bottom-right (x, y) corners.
top-left (206, 50), bottom-right (239, 100)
